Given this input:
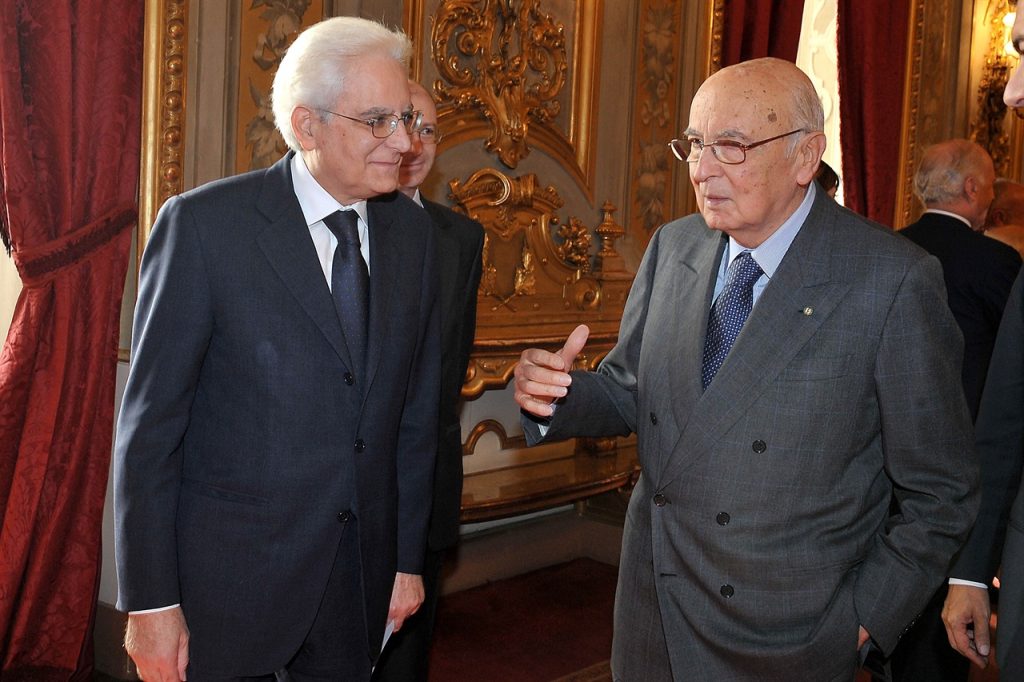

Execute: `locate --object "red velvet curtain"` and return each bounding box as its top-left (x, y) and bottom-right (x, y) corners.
top-left (0, 1), bottom-right (143, 678)
top-left (837, 0), bottom-right (910, 226)
top-left (720, 0), bottom-right (806, 67)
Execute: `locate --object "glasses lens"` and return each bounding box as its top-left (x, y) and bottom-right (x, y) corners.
top-left (668, 139), bottom-right (687, 161)
top-left (403, 111), bottom-right (424, 134)
top-left (714, 143), bottom-right (745, 165)
top-left (419, 126), bottom-right (440, 144)
top-left (369, 116), bottom-right (397, 138)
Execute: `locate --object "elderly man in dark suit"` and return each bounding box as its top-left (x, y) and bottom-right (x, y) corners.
top-left (892, 139), bottom-right (1019, 682)
top-left (113, 17), bottom-right (440, 681)
top-left (943, 10), bottom-right (1024, 677)
top-left (514, 57), bottom-right (978, 681)
top-left (372, 81), bottom-right (483, 682)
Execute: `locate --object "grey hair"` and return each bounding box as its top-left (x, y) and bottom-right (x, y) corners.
top-left (913, 139), bottom-right (990, 206)
top-left (271, 17), bottom-right (412, 152)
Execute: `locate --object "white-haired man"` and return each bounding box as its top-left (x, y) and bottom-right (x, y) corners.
top-left (114, 16), bottom-right (439, 680)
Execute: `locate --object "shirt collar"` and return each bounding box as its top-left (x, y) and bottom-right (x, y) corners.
top-left (410, 188), bottom-right (424, 208)
top-left (922, 208), bottom-right (972, 229)
top-left (291, 153), bottom-right (369, 228)
top-left (727, 182), bottom-right (817, 278)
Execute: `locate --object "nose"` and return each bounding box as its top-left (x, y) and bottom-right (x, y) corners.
top-left (689, 146), bottom-right (721, 183)
top-left (1006, 62), bottom-right (1024, 109)
top-left (389, 124), bottom-right (412, 153)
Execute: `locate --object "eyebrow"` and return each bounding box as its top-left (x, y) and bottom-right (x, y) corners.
top-left (356, 104), bottom-right (415, 117)
top-left (683, 127), bottom-right (749, 141)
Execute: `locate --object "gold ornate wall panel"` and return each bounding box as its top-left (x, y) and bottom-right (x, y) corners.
top-left (627, 0), bottom-right (684, 245)
top-left (234, 0), bottom-right (324, 173)
top-left (406, 0), bottom-right (601, 199)
top-left (448, 168), bottom-right (632, 398)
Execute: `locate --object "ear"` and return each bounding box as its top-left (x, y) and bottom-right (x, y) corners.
top-left (963, 176), bottom-right (979, 203)
top-left (795, 132), bottom-right (827, 185)
top-left (291, 106), bottom-right (319, 151)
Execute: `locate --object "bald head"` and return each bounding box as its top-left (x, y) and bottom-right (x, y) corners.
top-left (686, 58), bottom-right (826, 246)
top-left (986, 179), bottom-right (1024, 230)
top-left (914, 139), bottom-right (995, 230)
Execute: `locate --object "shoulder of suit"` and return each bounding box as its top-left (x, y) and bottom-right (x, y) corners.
top-left (421, 197), bottom-right (485, 240)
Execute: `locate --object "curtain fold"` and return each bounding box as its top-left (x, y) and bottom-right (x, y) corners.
top-left (0, 1), bottom-right (143, 678)
top-left (720, 0), bottom-right (805, 67)
top-left (837, 0), bottom-right (910, 226)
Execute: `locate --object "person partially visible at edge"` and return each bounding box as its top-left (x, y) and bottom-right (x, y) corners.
top-left (890, 139), bottom-right (1018, 682)
top-left (513, 57), bottom-right (978, 681)
top-left (942, 8), bottom-right (1024, 678)
top-left (372, 80), bottom-right (484, 682)
top-left (113, 16), bottom-right (441, 681)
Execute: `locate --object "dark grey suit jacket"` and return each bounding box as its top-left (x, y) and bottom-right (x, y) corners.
top-left (527, 190), bottom-right (978, 680)
top-left (950, 266), bottom-right (1024, 677)
top-left (421, 198), bottom-right (483, 551)
top-left (113, 152), bottom-right (440, 675)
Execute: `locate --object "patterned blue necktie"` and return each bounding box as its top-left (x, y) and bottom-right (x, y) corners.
top-left (702, 251), bottom-right (764, 389)
top-left (323, 210), bottom-right (369, 370)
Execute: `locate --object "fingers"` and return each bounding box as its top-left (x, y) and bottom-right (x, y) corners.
top-left (513, 326), bottom-right (590, 417)
top-left (942, 585), bottom-right (991, 668)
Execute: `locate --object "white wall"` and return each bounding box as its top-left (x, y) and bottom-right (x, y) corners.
top-left (0, 251), bottom-right (21, 345)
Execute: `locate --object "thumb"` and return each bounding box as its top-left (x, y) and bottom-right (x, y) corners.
top-left (557, 325), bottom-right (590, 370)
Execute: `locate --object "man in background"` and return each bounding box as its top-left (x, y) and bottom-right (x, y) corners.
top-left (983, 178), bottom-right (1024, 256)
top-left (892, 140), bottom-right (1019, 681)
top-left (514, 57), bottom-right (977, 681)
top-left (372, 81), bottom-right (483, 682)
top-left (114, 17), bottom-right (439, 681)
top-left (943, 9), bottom-right (1024, 677)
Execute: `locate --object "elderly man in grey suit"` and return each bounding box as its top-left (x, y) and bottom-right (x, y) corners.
top-left (514, 57), bottom-right (978, 681)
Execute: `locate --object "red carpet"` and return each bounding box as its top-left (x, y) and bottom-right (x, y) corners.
top-left (429, 558), bottom-right (617, 682)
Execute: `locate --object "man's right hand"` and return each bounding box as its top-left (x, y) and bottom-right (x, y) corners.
top-left (942, 584), bottom-right (991, 668)
top-left (513, 324), bottom-right (590, 417)
top-left (125, 607), bottom-right (190, 681)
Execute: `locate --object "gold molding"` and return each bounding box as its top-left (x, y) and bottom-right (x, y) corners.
top-left (894, 0), bottom-right (925, 229)
top-left (462, 419), bottom-right (527, 456)
top-left (139, 0), bottom-right (188, 256)
top-left (423, 0), bottom-right (602, 201)
top-left (708, 0), bottom-right (725, 74)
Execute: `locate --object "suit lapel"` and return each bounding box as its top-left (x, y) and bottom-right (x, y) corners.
top-left (255, 153), bottom-right (354, 370)
top-left (659, 194), bottom-right (850, 488)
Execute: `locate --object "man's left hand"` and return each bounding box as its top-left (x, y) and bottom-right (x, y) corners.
top-left (387, 572), bottom-right (424, 632)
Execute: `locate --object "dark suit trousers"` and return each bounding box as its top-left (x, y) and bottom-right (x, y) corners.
top-left (371, 547), bottom-right (445, 682)
top-left (188, 523), bottom-right (372, 682)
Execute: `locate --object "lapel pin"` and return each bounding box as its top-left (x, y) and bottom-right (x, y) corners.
top-left (802, 307), bottom-right (813, 316)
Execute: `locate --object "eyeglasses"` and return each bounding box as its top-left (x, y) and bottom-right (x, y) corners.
top-left (320, 109), bottom-right (424, 139)
top-left (414, 124), bottom-right (442, 145)
top-left (668, 129), bottom-right (805, 165)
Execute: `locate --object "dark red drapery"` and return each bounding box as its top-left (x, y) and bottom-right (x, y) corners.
top-left (837, 0), bottom-right (910, 226)
top-left (0, 1), bottom-right (143, 678)
top-left (720, 0), bottom-right (805, 67)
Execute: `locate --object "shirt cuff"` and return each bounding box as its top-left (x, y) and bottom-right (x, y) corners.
top-left (948, 578), bottom-right (988, 589)
top-left (129, 603), bottom-right (180, 615)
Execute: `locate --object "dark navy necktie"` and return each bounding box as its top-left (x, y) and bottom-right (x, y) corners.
top-left (323, 210), bottom-right (369, 371)
top-left (702, 251), bottom-right (763, 389)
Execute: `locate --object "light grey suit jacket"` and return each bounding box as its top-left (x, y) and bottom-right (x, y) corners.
top-left (527, 191), bottom-right (978, 681)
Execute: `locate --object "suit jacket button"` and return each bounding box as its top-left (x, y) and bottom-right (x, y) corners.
top-left (720, 584), bottom-right (734, 598)
top-left (343, 372), bottom-right (354, 386)
top-left (354, 439), bottom-right (366, 453)
top-left (653, 493), bottom-right (667, 507)
top-left (337, 511), bottom-right (352, 523)
top-left (752, 439), bottom-right (767, 454)
top-left (716, 512), bottom-right (731, 526)
top-left (650, 412), bottom-right (658, 425)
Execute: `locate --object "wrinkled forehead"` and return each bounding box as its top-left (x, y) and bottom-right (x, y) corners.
top-left (687, 70), bottom-right (789, 140)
